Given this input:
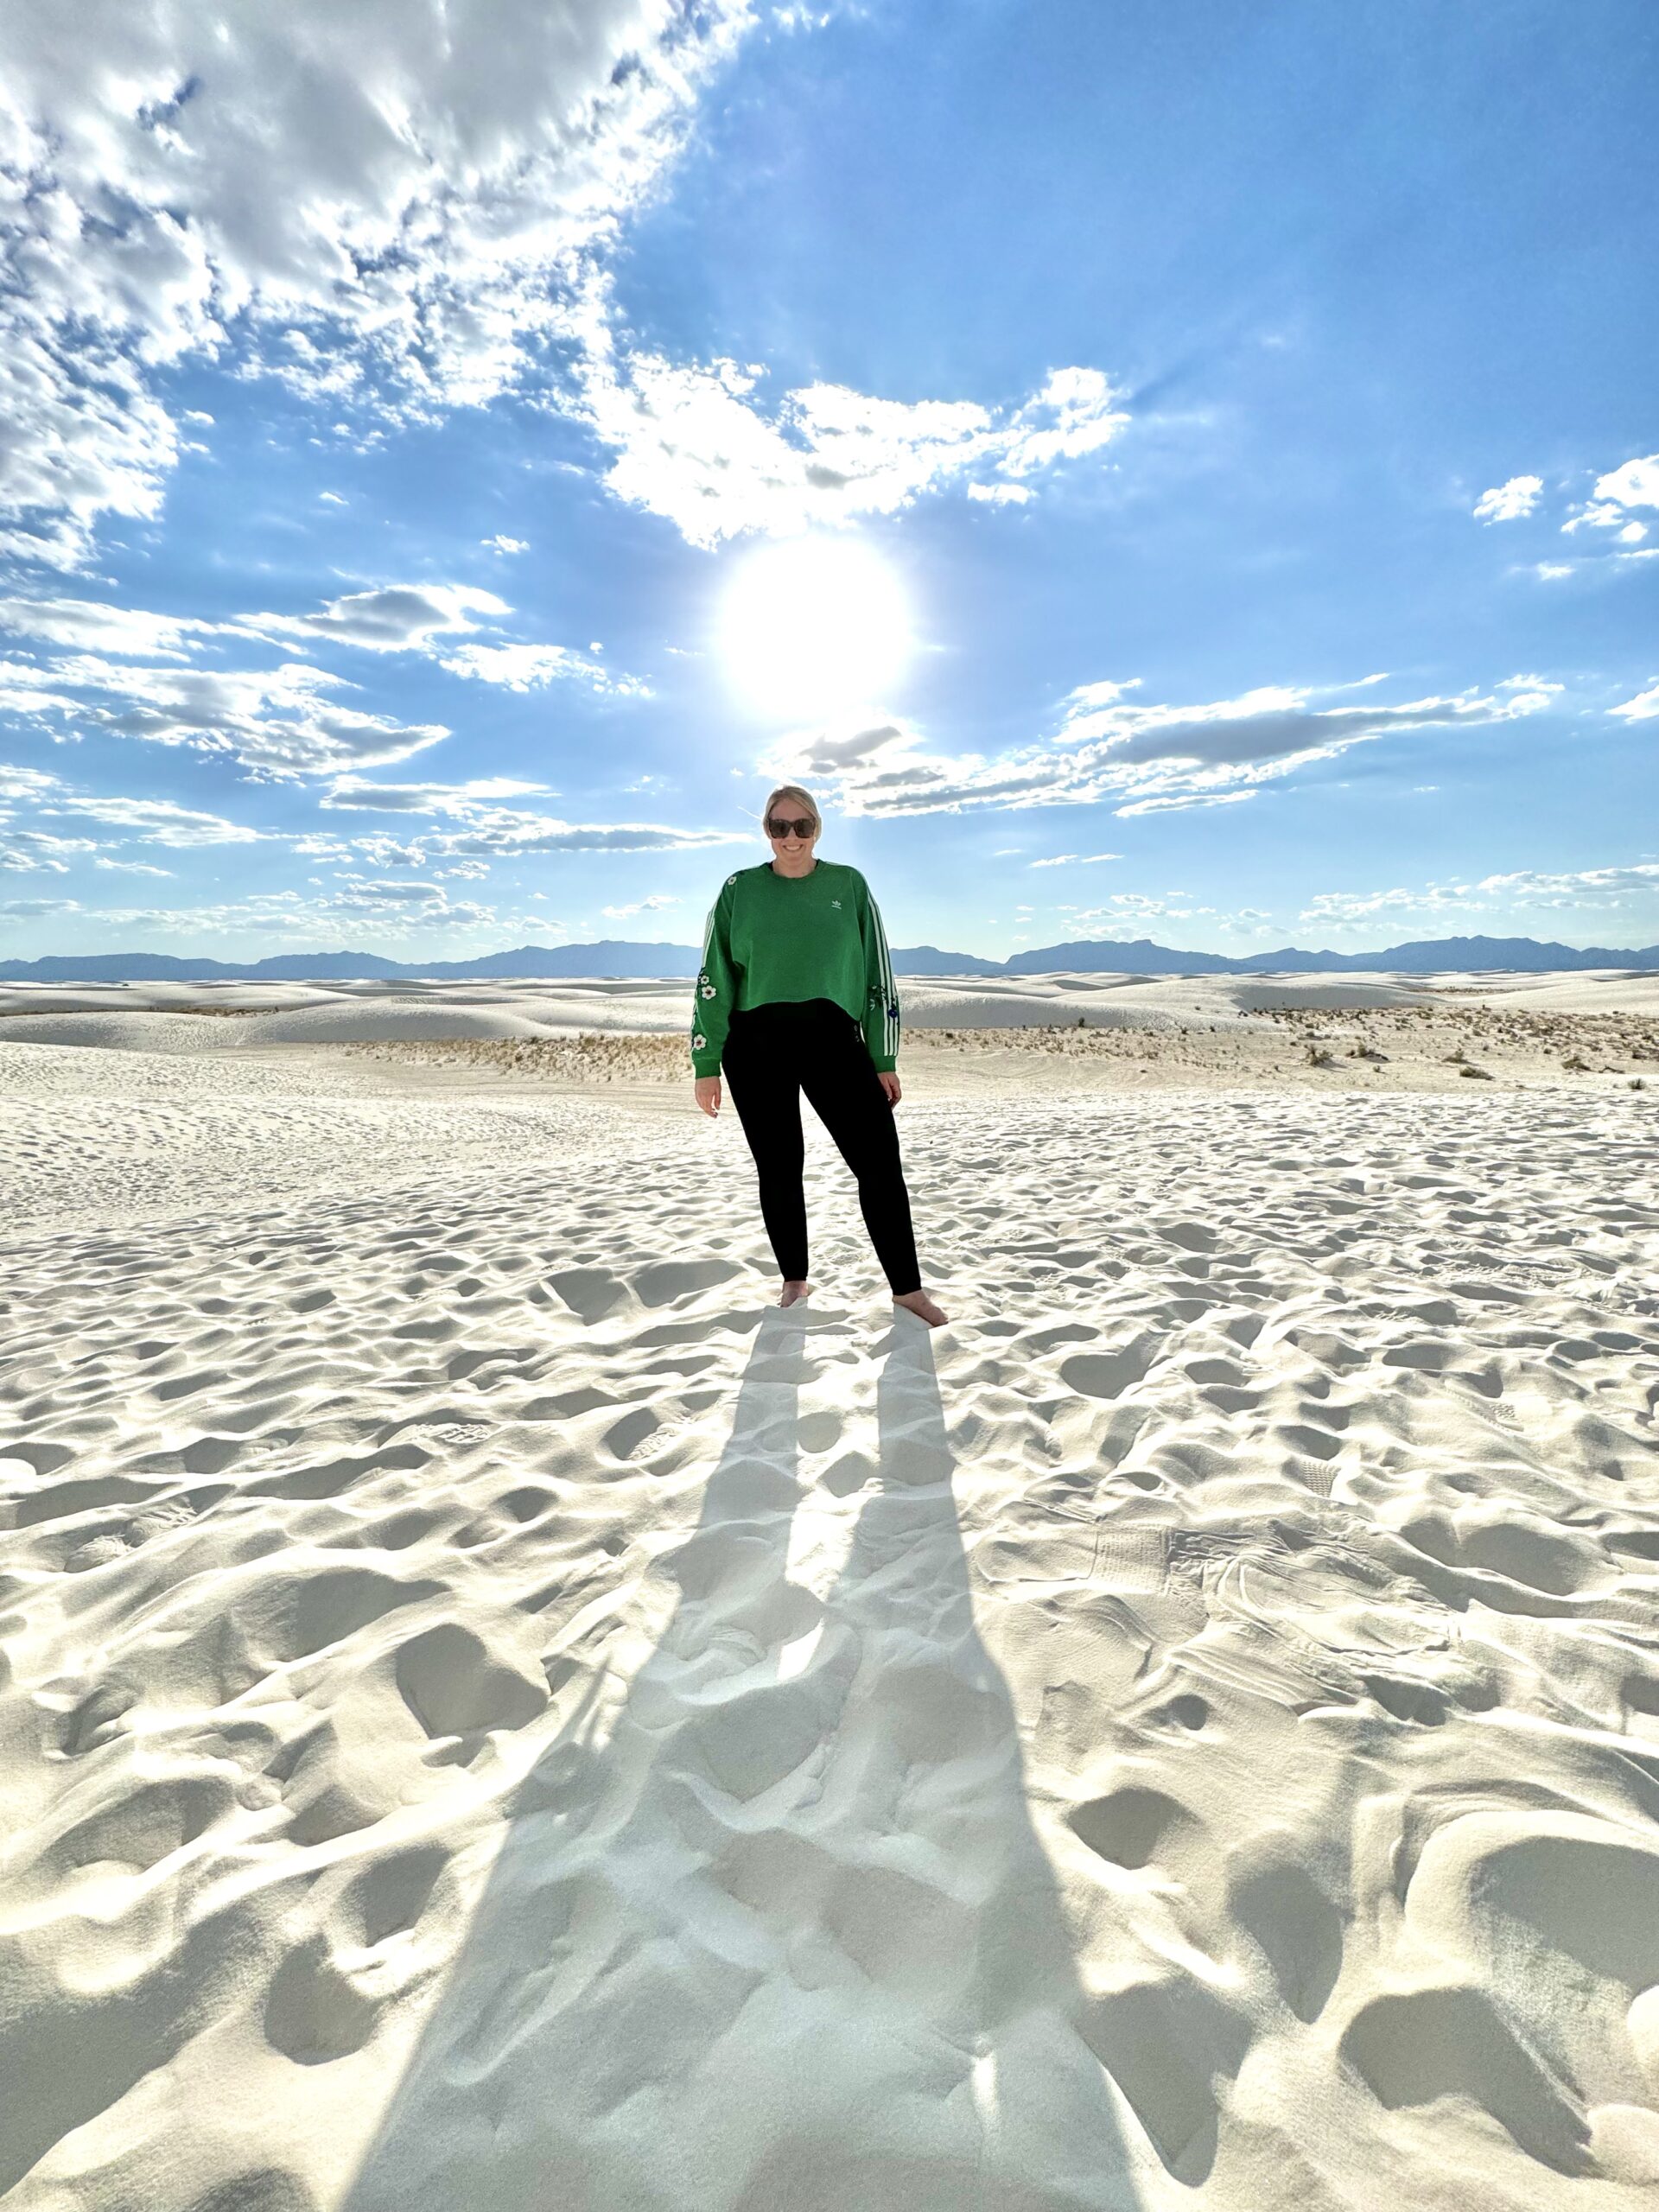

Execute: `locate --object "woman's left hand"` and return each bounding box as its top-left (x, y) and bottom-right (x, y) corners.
top-left (877, 1070), bottom-right (901, 1107)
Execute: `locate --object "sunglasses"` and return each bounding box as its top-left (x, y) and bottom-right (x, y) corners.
top-left (766, 817), bottom-right (817, 839)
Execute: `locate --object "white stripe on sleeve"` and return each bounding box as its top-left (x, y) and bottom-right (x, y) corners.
top-left (869, 893), bottom-right (898, 1058)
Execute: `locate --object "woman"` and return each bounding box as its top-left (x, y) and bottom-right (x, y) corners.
top-left (691, 785), bottom-right (948, 1328)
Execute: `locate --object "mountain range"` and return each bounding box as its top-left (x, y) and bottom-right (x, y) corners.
top-left (3, 935), bottom-right (1657, 983)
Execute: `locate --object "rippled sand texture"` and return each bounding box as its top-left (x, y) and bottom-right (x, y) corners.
top-left (3, 1071), bottom-right (1658, 2210)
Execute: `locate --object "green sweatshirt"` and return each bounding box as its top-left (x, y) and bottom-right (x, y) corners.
top-left (690, 860), bottom-right (901, 1077)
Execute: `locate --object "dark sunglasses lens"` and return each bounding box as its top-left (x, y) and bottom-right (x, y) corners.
top-left (768, 817), bottom-right (813, 837)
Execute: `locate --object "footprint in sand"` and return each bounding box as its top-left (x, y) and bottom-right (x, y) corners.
top-left (1066, 1784), bottom-right (1201, 1872)
top-left (1077, 1974), bottom-right (1253, 2185)
top-left (633, 1258), bottom-right (741, 1306)
top-left (1340, 1984), bottom-right (1592, 2175)
top-left (1231, 1859), bottom-right (1344, 2022)
top-left (264, 1938), bottom-right (384, 2064)
top-left (546, 1266), bottom-right (650, 1321)
top-left (392, 1623), bottom-right (546, 1741)
top-left (1060, 1342), bottom-right (1153, 1401)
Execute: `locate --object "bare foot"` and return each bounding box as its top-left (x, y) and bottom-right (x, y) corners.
top-left (893, 1288), bottom-right (949, 1328)
top-left (779, 1280), bottom-right (810, 1307)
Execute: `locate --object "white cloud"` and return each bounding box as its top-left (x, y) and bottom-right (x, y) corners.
top-left (482, 535), bottom-right (529, 555)
top-left (0, 829), bottom-right (98, 873)
top-left (312, 774), bottom-right (736, 864)
top-left (424, 817), bottom-right (742, 860)
top-left (1300, 884), bottom-right (1475, 924)
top-left (290, 836), bottom-right (359, 861)
top-left (0, 658), bottom-right (78, 713)
top-left (1478, 455), bottom-right (1659, 575)
top-left (0, 765), bottom-right (263, 861)
top-left (1028, 851), bottom-right (1122, 867)
top-left (439, 641), bottom-right (648, 695)
top-left (968, 483), bottom-right (1033, 506)
top-left (1115, 790), bottom-right (1259, 817)
top-left (249, 585), bottom-right (506, 652)
top-left (996, 370), bottom-right (1128, 477)
top-left (5, 652), bottom-right (449, 776)
top-left (1302, 861), bottom-right (1659, 928)
top-left (1077, 892), bottom-right (1216, 923)
top-left (1556, 454), bottom-right (1659, 550)
top-left (1472, 474), bottom-right (1541, 523)
top-left (0, 594), bottom-right (240, 658)
top-left (761, 676), bottom-right (1554, 822)
top-left (1496, 673), bottom-right (1564, 713)
top-left (293, 832), bottom-right (424, 868)
top-left (0, 0), bottom-right (758, 566)
top-left (570, 304), bottom-right (1129, 545)
top-left (2, 584), bottom-right (645, 767)
top-left (0, 766), bottom-right (67, 800)
top-left (325, 874), bottom-right (450, 906)
top-left (1, 897), bottom-right (81, 917)
top-left (1563, 499), bottom-right (1630, 534)
top-left (601, 893), bottom-right (679, 918)
top-left (29, 885), bottom-right (504, 941)
top-left (321, 777), bottom-right (553, 816)
top-left (1611, 682), bottom-right (1659, 723)
top-left (1592, 455), bottom-right (1659, 511)
top-left (1, 16), bottom-right (1129, 568)
top-left (46, 794), bottom-right (264, 846)
top-left (1475, 863), bottom-right (1659, 909)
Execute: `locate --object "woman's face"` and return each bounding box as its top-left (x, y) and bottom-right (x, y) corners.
top-left (766, 806), bottom-right (819, 861)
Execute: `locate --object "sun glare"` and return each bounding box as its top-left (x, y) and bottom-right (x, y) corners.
top-left (718, 537), bottom-right (912, 720)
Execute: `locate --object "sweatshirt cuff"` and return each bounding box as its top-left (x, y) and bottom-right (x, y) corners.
top-left (691, 1054), bottom-right (722, 1078)
top-left (870, 1053), bottom-right (897, 1073)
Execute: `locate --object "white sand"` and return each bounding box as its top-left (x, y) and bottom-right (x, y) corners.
top-left (5, 964), bottom-right (1658, 1041)
top-left (3, 995), bottom-right (1657, 2210)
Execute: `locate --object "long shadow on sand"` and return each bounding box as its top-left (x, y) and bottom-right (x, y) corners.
top-left (342, 1308), bottom-right (1144, 2212)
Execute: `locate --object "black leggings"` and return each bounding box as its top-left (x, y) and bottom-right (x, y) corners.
top-left (721, 1001), bottom-right (922, 1296)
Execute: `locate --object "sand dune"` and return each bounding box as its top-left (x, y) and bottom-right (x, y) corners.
top-left (0, 1006), bottom-right (551, 1052)
top-left (2, 1004), bottom-right (1657, 2209)
top-left (0, 1041), bottom-right (676, 1235)
top-left (6, 970), bottom-right (1656, 1099)
top-left (5, 965), bottom-right (1659, 1040)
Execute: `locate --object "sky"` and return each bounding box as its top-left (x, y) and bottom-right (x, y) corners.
top-left (1, 0), bottom-right (1656, 964)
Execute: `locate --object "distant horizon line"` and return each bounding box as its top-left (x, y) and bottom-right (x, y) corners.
top-left (3, 926), bottom-right (1659, 978)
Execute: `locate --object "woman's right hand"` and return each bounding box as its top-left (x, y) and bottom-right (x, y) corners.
top-left (695, 1076), bottom-right (721, 1118)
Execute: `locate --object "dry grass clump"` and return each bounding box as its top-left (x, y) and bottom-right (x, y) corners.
top-left (331, 1002), bottom-right (1659, 1095)
top-left (345, 1033), bottom-right (689, 1084)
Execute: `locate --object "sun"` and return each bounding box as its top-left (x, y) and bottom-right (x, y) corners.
top-left (718, 537), bottom-right (912, 721)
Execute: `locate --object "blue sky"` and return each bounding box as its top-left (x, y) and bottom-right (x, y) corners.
top-left (1, 0), bottom-right (1655, 962)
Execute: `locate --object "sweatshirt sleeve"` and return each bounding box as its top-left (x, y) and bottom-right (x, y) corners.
top-left (690, 875), bottom-right (741, 1077)
top-left (859, 880), bottom-right (900, 1072)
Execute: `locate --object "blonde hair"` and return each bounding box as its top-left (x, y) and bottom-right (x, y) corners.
top-left (760, 784), bottom-right (821, 836)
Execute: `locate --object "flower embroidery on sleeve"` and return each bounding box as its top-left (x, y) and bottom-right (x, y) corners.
top-left (692, 1033), bottom-right (707, 1051)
